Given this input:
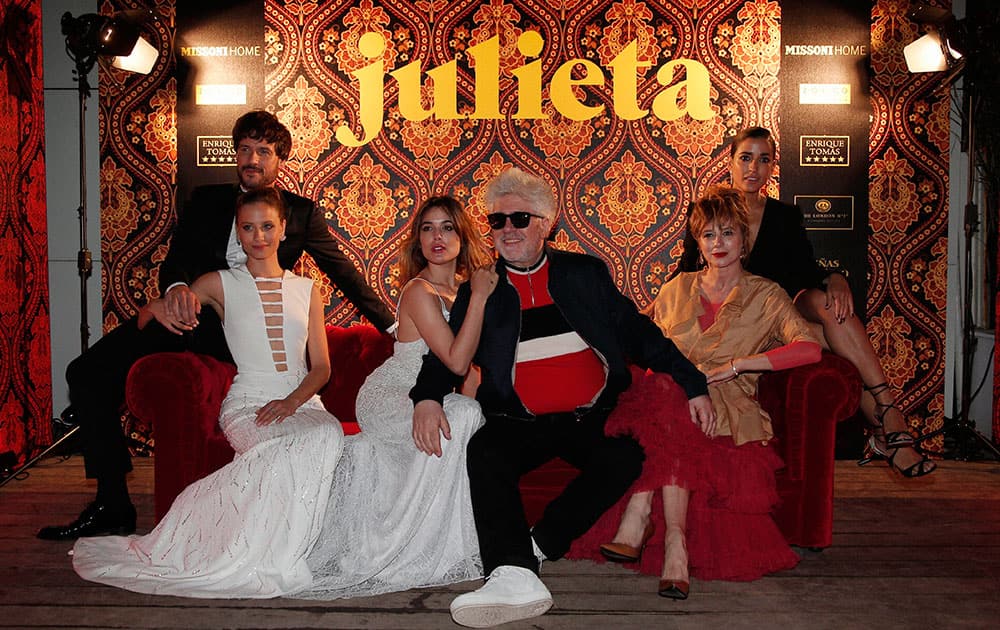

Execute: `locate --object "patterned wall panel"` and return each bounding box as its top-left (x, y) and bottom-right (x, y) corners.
top-left (98, 0), bottom-right (950, 452)
top-left (0, 1), bottom-right (52, 465)
top-left (868, 0), bottom-right (950, 449)
top-left (264, 0), bottom-right (778, 319)
top-left (98, 0), bottom-right (177, 453)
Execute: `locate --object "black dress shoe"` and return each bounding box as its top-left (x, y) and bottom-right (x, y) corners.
top-left (37, 501), bottom-right (136, 541)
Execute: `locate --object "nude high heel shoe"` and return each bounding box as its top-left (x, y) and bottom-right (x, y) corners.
top-left (657, 578), bottom-right (689, 600)
top-left (599, 522), bottom-right (655, 563)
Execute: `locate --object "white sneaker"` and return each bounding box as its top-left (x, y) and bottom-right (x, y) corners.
top-left (450, 565), bottom-right (553, 628)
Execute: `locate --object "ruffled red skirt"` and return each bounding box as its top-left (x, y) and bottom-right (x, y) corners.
top-left (567, 367), bottom-right (799, 581)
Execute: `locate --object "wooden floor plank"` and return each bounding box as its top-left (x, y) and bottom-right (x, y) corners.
top-left (1, 456), bottom-right (997, 629)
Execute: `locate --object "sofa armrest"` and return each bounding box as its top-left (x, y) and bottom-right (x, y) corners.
top-left (129, 325), bottom-right (393, 520)
top-left (126, 351), bottom-right (236, 519)
top-left (759, 352), bottom-right (862, 481)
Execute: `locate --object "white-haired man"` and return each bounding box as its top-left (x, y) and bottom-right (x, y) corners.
top-left (410, 167), bottom-right (713, 627)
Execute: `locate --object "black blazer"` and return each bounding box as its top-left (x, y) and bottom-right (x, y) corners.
top-left (675, 196), bottom-right (829, 298)
top-left (410, 248), bottom-right (708, 418)
top-left (159, 183), bottom-right (394, 330)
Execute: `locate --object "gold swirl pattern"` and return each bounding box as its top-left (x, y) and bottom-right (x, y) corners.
top-left (869, 147), bottom-right (919, 243)
top-left (89, 0), bottom-right (954, 451)
top-left (277, 75), bottom-right (334, 182)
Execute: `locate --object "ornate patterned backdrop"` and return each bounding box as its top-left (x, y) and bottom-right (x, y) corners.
top-left (263, 0), bottom-right (769, 322)
top-left (0, 0), bottom-right (51, 466)
top-left (867, 0), bottom-right (950, 450)
top-left (97, 0), bottom-right (950, 453)
top-left (98, 0), bottom-right (177, 454)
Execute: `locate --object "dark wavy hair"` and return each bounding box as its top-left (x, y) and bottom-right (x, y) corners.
top-left (729, 126), bottom-right (777, 158)
top-left (231, 110), bottom-right (292, 160)
top-left (688, 185), bottom-right (750, 248)
top-left (235, 187), bottom-right (287, 222)
top-left (397, 196), bottom-right (492, 286)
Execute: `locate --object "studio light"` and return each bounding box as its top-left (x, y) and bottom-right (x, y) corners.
top-left (61, 9), bottom-right (159, 78)
top-left (904, 3), bottom-right (966, 74)
top-left (60, 8), bottom-right (160, 357)
top-left (111, 35), bottom-right (158, 74)
top-left (903, 30), bottom-right (953, 72)
top-left (906, 3), bottom-right (1000, 460)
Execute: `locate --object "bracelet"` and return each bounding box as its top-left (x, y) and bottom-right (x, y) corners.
top-left (730, 359), bottom-right (739, 377)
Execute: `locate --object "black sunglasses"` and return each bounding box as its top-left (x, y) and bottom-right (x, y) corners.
top-left (486, 211), bottom-right (544, 230)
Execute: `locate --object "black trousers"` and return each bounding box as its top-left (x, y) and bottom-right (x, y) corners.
top-left (65, 309), bottom-right (232, 480)
top-left (467, 409), bottom-right (644, 576)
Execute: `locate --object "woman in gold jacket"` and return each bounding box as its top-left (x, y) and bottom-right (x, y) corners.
top-left (569, 186), bottom-right (822, 598)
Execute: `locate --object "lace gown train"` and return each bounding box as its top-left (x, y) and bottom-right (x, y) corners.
top-left (293, 285), bottom-right (484, 599)
top-left (72, 268), bottom-right (344, 598)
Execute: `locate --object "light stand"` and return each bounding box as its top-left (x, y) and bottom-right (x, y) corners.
top-left (0, 11), bottom-right (157, 488)
top-left (916, 84), bottom-right (1000, 460)
top-left (67, 13), bottom-right (99, 354)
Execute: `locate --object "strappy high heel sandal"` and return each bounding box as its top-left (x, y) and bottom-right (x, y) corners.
top-left (858, 434), bottom-right (936, 478)
top-left (863, 382), bottom-right (915, 448)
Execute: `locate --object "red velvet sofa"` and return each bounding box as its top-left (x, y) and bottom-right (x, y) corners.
top-left (126, 324), bottom-right (861, 550)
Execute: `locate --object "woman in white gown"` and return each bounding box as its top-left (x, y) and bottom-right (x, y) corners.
top-left (72, 188), bottom-right (342, 598)
top-left (297, 195), bottom-right (497, 599)
top-left (72, 192), bottom-right (496, 600)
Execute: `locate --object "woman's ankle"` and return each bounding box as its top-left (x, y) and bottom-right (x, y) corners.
top-left (661, 529), bottom-right (689, 581)
top-left (612, 495), bottom-right (653, 545)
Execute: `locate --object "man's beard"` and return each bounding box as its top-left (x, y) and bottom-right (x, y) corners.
top-left (238, 167), bottom-right (271, 190)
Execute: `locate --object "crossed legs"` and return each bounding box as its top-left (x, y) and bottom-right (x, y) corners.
top-left (794, 288), bottom-right (934, 476)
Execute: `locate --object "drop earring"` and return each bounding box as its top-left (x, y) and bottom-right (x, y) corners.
top-left (698, 252), bottom-right (706, 268)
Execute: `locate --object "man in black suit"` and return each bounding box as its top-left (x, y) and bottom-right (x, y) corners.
top-left (38, 110), bottom-right (394, 540)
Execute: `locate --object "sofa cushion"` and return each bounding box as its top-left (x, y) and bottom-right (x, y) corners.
top-left (320, 325), bottom-right (394, 432)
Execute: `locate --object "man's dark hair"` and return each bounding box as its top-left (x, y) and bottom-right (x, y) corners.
top-left (231, 110), bottom-right (292, 160)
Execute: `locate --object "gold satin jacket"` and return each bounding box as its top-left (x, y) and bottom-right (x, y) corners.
top-left (651, 271), bottom-right (819, 445)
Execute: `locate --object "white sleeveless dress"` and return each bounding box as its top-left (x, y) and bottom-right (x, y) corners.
top-left (294, 278), bottom-right (484, 599)
top-left (72, 267), bottom-right (344, 598)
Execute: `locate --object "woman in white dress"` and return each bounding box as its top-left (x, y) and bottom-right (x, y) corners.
top-left (73, 191), bottom-right (495, 600)
top-left (72, 187), bottom-right (342, 598)
top-left (297, 195), bottom-right (497, 599)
